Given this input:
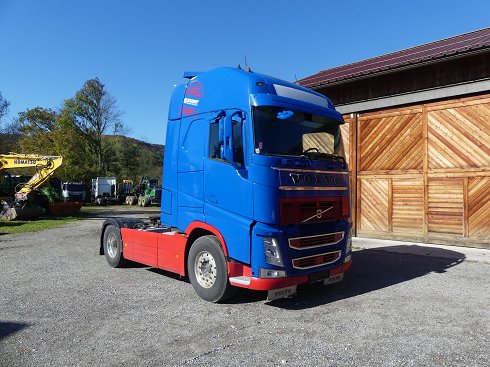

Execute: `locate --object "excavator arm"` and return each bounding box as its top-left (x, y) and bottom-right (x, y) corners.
top-left (0, 154), bottom-right (63, 200)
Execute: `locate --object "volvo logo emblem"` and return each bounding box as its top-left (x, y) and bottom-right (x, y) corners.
top-left (302, 207), bottom-right (334, 223)
top-left (290, 173), bottom-right (342, 185)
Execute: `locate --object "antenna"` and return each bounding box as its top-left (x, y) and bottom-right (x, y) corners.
top-left (244, 56), bottom-right (252, 72)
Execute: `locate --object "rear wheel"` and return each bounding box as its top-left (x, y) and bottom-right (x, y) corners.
top-left (103, 225), bottom-right (127, 267)
top-left (187, 235), bottom-right (236, 302)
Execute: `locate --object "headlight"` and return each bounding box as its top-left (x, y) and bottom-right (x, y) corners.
top-left (263, 237), bottom-right (283, 267)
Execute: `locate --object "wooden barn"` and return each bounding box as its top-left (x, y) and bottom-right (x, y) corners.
top-left (298, 28), bottom-right (490, 249)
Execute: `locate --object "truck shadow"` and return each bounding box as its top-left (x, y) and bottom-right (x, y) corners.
top-left (234, 245), bottom-right (466, 308)
top-left (0, 321), bottom-right (29, 341)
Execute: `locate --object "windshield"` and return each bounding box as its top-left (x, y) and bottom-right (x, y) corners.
top-left (66, 184), bottom-right (85, 191)
top-left (252, 106), bottom-right (345, 159)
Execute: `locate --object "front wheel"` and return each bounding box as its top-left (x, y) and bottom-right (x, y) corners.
top-left (187, 236), bottom-right (236, 302)
top-left (103, 225), bottom-right (127, 267)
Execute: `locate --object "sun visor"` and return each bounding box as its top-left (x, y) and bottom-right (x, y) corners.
top-left (250, 93), bottom-right (344, 123)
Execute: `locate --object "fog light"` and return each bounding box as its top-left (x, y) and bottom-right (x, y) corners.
top-left (263, 237), bottom-right (283, 266)
top-left (260, 268), bottom-right (287, 278)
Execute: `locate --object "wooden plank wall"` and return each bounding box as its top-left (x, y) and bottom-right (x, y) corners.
top-left (341, 114), bottom-right (356, 233)
top-left (343, 93), bottom-right (490, 249)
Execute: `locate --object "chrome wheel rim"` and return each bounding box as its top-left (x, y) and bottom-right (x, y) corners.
top-left (194, 251), bottom-right (217, 288)
top-left (106, 232), bottom-right (118, 258)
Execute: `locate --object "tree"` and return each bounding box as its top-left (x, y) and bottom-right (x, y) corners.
top-left (63, 78), bottom-right (123, 172)
top-left (18, 107), bottom-right (57, 134)
top-left (16, 107), bottom-right (58, 154)
top-left (0, 92), bottom-right (10, 124)
top-left (0, 93), bottom-right (19, 153)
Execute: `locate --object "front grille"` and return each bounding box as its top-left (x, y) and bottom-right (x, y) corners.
top-left (289, 232), bottom-right (344, 250)
top-left (279, 197), bottom-right (345, 224)
top-left (292, 250), bottom-right (342, 270)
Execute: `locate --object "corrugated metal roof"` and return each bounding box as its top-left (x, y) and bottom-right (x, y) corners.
top-left (298, 28), bottom-right (490, 89)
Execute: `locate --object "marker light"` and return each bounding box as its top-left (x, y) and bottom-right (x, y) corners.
top-left (344, 228), bottom-right (352, 264)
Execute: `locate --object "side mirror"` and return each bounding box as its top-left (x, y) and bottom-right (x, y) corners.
top-left (220, 115), bottom-right (234, 162)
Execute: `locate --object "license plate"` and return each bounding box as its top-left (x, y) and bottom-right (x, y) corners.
top-left (308, 270), bottom-right (330, 283)
top-left (267, 285), bottom-right (297, 301)
top-left (324, 273), bottom-right (344, 285)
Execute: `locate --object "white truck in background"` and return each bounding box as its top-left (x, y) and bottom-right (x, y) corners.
top-left (91, 177), bottom-right (117, 205)
top-left (61, 182), bottom-right (86, 203)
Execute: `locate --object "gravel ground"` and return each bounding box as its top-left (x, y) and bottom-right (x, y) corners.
top-left (0, 211), bottom-right (489, 367)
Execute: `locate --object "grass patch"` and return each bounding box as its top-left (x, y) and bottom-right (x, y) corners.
top-left (0, 216), bottom-right (81, 235)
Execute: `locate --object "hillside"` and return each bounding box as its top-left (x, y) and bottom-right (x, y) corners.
top-left (99, 134), bottom-right (165, 182)
top-left (108, 135), bottom-right (165, 156)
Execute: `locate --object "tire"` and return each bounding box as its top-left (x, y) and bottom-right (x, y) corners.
top-left (138, 196), bottom-right (144, 207)
top-left (143, 197), bottom-right (150, 207)
top-left (187, 235), bottom-right (236, 302)
top-left (130, 196), bottom-right (138, 205)
top-left (103, 224), bottom-right (127, 268)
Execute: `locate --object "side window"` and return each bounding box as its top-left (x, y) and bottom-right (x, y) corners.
top-left (208, 113), bottom-right (245, 167)
top-left (208, 122), bottom-right (220, 159)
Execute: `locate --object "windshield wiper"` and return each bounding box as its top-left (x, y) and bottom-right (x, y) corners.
top-left (306, 152), bottom-right (346, 164)
top-left (264, 153), bottom-right (301, 158)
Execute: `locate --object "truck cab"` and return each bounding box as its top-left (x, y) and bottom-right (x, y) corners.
top-left (61, 182), bottom-right (86, 203)
top-left (101, 67), bottom-right (352, 302)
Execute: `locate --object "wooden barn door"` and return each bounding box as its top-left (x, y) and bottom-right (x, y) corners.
top-left (426, 96), bottom-right (490, 247)
top-left (354, 94), bottom-right (490, 248)
top-left (356, 107), bottom-right (425, 241)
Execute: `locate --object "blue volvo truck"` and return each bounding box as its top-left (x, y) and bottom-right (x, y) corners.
top-left (100, 66), bottom-right (352, 302)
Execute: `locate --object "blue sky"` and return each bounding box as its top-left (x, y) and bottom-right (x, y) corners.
top-left (1, 0), bottom-right (489, 145)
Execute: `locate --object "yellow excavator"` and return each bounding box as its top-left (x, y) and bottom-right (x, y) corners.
top-left (0, 153), bottom-right (82, 220)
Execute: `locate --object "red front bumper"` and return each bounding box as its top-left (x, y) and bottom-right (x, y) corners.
top-left (228, 258), bottom-right (352, 291)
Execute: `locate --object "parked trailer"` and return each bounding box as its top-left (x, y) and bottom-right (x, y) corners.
top-left (100, 67), bottom-right (352, 302)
